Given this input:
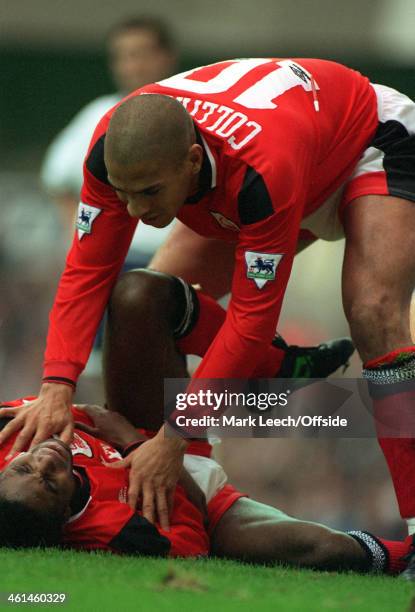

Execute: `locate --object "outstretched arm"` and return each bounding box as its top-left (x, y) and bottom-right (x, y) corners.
top-left (0, 117), bottom-right (137, 455)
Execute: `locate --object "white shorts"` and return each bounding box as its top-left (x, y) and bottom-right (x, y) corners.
top-left (300, 83), bottom-right (415, 241)
top-left (183, 454), bottom-right (228, 502)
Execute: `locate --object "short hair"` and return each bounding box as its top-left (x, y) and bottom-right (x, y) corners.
top-left (0, 498), bottom-right (65, 549)
top-left (107, 16), bottom-right (176, 52)
top-left (105, 93), bottom-right (194, 168)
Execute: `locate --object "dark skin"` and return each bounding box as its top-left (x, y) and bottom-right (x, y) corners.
top-left (0, 405), bottom-right (207, 526)
top-left (0, 438), bottom-right (76, 517)
top-left (0, 400), bottom-right (366, 571)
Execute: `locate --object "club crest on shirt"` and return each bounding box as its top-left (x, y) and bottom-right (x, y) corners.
top-left (70, 432), bottom-right (93, 457)
top-left (210, 211), bottom-right (240, 232)
top-left (245, 251), bottom-right (283, 289)
top-left (76, 202), bottom-right (101, 239)
top-left (100, 443), bottom-right (122, 462)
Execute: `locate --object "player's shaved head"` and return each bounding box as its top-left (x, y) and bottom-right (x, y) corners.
top-left (105, 94), bottom-right (195, 168)
top-left (104, 94), bottom-right (203, 226)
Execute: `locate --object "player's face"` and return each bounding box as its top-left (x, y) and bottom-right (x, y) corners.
top-left (108, 29), bottom-right (175, 93)
top-left (0, 439), bottom-right (75, 515)
top-left (107, 147), bottom-right (202, 228)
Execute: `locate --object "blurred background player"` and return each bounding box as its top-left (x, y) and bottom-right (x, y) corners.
top-left (41, 16), bottom-right (177, 266)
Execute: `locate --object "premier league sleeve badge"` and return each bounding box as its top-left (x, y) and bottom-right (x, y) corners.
top-left (245, 251), bottom-right (283, 288)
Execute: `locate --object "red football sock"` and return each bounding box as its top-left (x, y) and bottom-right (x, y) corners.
top-left (365, 346), bottom-right (415, 519)
top-left (377, 436), bottom-right (415, 520)
top-left (378, 536), bottom-right (412, 574)
top-left (176, 290), bottom-right (284, 375)
top-left (176, 291), bottom-right (226, 358)
top-left (349, 530), bottom-right (412, 574)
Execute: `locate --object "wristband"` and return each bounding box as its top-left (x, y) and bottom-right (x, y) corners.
top-left (42, 377), bottom-right (76, 390)
top-left (121, 440), bottom-right (145, 458)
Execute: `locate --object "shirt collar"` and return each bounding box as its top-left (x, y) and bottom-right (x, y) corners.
top-left (185, 126), bottom-right (217, 204)
top-left (68, 467), bottom-right (92, 521)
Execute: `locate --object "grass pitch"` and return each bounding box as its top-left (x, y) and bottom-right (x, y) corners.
top-left (0, 549), bottom-right (413, 611)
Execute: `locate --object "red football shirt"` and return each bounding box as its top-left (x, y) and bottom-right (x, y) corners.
top-left (43, 58), bottom-right (378, 383)
top-left (0, 399), bottom-right (209, 557)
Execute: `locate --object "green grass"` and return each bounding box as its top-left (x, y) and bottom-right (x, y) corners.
top-left (0, 550), bottom-right (413, 611)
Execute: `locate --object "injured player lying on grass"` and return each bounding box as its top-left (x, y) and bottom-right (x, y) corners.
top-left (0, 401), bottom-right (413, 578)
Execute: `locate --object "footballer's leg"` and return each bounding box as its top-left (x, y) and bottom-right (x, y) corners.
top-left (210, 496), bottom-right (409, 574)
top-left (342, 196), bottom-right (415, 361)
top-left (340, 83), bottom-right (415, 535)
top-left (103, 268), bottom-right (258, 430)
top-left (342, 194), bottom-right (415, 528)
top-left (103, 269), bottom-right (188, 430)
top-left (103, 269), bottom-right (354, 429)
top-left (210, 497), bottom-right (365, 570)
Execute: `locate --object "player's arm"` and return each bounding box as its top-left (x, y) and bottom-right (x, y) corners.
top-left (0, 122), bottom-right (137, 455)
top-left (75, 404), bottom-right (208, 520)
top-left (73, 404), bottom-right (147, 450)
top-left (44, 143), bottom-right (138, 384)
top-left (181, 163), bottom-right (304, 382)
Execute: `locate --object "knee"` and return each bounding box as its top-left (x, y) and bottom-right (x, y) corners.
top-left (109, 269), bottom-right (178, 324)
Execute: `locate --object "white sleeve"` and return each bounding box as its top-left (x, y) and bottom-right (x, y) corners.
top-left (40, 94), bottom-right (120, 196)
